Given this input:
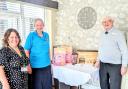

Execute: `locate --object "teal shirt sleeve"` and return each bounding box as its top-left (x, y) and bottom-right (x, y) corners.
top-left (46, 33), bottom-right (50, 49)
top-left (24, 32), bottom-right (33, 51)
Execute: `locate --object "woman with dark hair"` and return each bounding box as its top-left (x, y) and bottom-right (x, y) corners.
top-left (0, 28), bottom-right (31, 89)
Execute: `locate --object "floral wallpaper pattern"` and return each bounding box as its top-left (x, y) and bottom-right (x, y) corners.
top-left (54, 0), bottom-right (128, 50)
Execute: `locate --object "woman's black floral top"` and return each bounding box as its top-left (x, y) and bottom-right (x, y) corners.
top-left (0, 46), bottom-right (29, 89)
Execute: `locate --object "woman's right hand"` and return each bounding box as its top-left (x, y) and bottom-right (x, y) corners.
top-left (3, 82), bottom-right (10, 89)
top-left (0, 66), bottom-right (10, 89)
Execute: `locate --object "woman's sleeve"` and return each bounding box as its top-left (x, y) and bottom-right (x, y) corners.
top-left (0, 49), bottom-right (7, 67)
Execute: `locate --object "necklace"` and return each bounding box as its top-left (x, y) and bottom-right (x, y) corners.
top-left (8, 46), bottom-right (22, 57)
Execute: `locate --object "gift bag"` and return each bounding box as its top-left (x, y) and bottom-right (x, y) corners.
top-left (53, 47), bottom-right (66, 66)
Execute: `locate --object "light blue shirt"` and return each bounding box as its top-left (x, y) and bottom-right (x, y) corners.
top-left (98, 27), bottom-right (128, 67)
top-left (24, 31), bottom-right (51, 68)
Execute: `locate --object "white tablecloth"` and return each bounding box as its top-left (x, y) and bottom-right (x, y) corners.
top-left (52, 64), bottom-right (99, 86)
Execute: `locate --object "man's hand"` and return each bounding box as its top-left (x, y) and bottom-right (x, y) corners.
top-left (94, 61), bottom-right (100, 68)
top-left (27, 64), bottom-right (32, 74)
top-left (121, 66), bottom-right (127, 76)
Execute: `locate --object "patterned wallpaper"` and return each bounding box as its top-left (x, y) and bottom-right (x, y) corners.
top-left (54, 0), bottom-right (128, 50)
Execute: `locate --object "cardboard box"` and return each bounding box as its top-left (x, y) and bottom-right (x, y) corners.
top-left (77, 50), bottom-right (98, 64)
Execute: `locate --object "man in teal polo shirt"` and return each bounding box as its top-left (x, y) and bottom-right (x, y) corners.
top-left (24, 18), bottom-right (52, 89)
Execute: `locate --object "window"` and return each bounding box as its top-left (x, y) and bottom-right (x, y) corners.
top-left (0, 1), bottom-right (47, 48)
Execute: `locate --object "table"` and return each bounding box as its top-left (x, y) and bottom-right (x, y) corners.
top-left (52, 64), bottom-right (99, 89)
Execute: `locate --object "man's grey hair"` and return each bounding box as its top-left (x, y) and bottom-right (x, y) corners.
top-left (102, 16), bottom-right (114, 23)
top-left (34, 18), bottom-right (44, 25)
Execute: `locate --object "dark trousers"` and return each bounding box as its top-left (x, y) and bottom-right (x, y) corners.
top-left (28, 74), bottom-right (33, 89)
top-left (99, 62), bottom-right (122, 89)
top-left (32, 65), bottom-right (52, 89)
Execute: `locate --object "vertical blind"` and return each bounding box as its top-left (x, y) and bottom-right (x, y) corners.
top-left (0, 1), bottom-right (45, 47)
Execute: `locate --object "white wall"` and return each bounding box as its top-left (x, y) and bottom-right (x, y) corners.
top-left (54, 0), bottom-right (128, 50)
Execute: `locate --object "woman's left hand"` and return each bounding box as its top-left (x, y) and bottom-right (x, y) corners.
top-left (27, 64), bottom-right (32, 74)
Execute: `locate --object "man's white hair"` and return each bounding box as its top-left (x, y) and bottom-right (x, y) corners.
top-left (102, 16), bottom-right (114, 23)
